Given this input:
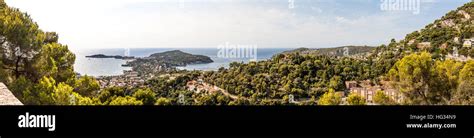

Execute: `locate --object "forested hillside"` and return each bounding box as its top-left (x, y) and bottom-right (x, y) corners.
top-left (0, 0), bottom-right (99, 105)
top-left (201, 1), bottom-right (474, 105)
top-left (282, 46), bottom-right (375, 57)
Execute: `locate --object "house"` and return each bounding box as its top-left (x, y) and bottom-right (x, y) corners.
top-left (454, 37), bottom-right (460, 44)
top-left (440, 43), bottom-right (448, 49)
top-left (186, 80), bottom-right (199, 92)
top-left (382, 88), bottom-right (405, 103)
top-left (346, 80), bottom-right (405, 104)
top-left (187, 80), bottom-right (206, 93)
top-left (0, 83), bottom-right (23, 105)
top-left (463, 39), bottom-right (473, 48)
top-left (124, 71), bottom-right (139, 78)
top-left (417, 42), bottom-right (431, 49)
top-left (447, 54), bottom-right (471, 62)
top-left (441, 19), bottom-right (455, 27)
top-left (197, 79), bottom-right (204, 85)
top-left (349, 86), bottom-right (381, 103)
top-left (407, 39), bottom-right (415, 45)
top-left (345, 81), bottom-right (358, 90)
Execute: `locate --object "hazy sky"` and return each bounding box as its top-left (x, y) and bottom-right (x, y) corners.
top-left (4, 0), bottom-right (471, 50)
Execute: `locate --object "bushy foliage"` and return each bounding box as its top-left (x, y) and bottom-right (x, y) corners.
top-left (389, 52), bottom-right (473, 105)
top-left (347, 93), bottom-right (366, 105)
top-left (317, 89), bottom-right (342, 105)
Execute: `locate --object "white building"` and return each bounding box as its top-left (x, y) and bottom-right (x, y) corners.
top-left (453, 47), bottom-right (459, 57)
top-left (454, 37), bottom-right (460, 44)
top-left (463, 39), bottom-right (473, 48)
top-left (417, 42), bottom-right (431, 49)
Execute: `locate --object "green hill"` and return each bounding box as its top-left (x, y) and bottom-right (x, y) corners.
top-left (374, 2), bottom-right (474, 59)
top-left (283, 46), bottom-right (375, 57)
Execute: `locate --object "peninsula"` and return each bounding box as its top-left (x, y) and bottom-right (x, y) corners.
top-left (125, 50), bottom-right (213, 75)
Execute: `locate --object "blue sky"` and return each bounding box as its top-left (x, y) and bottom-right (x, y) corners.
top-left (5, 0), bottom-right (472, 49)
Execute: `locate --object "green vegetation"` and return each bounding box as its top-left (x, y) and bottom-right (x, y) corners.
top-left (133, 88), bottom-right (156, 105)
top-left (389, 52), bottom-right (473, 105)
top-left (155, 97), bottom-right (171, 105)
top-left (317, 89), bottom-right (342, 105)
top-left (450, 61), bottom-right (474, 105)
top-left (0, 0), bottom-right (102, 105)
top-left (0, 0), bottom-right (473, 105)
top-left (373, 90), bottom-right (395, 105)
top-left (149, 50), bottom-right (213, 65)
top-left (109, 96), bottom-right (143, 106)
top-left (347, 93), bottom-right (366, 105)
top-left (283, 46), bottom-right (375, 57)
top-left (75, 75), bottom-right (100, 97)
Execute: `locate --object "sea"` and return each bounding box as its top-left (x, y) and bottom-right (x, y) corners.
top-left (73, 48), bottom-right (292, 77)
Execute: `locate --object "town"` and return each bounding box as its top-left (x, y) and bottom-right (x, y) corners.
top-left (95, 70), bottom-right (147, 89)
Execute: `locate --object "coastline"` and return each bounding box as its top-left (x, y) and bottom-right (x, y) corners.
top-left (74, 48), bottom-right (292, 77)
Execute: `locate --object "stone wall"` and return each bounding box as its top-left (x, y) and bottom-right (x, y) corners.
top-left (0, 82), bottom-right (23, 105)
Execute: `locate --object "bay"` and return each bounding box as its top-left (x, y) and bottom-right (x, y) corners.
top-left (72, 48), bottom-right (291, 77)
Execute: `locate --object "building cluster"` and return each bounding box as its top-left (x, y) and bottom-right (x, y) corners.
top-left (97, 70), bottom-right (146, 88)
top-left (132, 60), bottom-right (175, 75)
top-left (143, 63), bottom-right (172, 72)
top-left (446, 53), bottom-right (472, 62)
top-left (416, 42), bottom-right (432, 50)
top-left (445, 37), bottom-right (473, 62)
top-left (345, 80), bottom-right (405, 104)
top-left (186, 79), bottom-right (221, 95)
top-left (406, 37), bottom-right (473, 62)
top-left (408, 36), bottom-right (473, 50)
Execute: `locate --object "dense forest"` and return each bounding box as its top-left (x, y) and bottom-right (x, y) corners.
top-left (0, 0), bottom-right (473, 105)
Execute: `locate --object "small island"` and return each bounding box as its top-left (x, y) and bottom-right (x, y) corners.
top-left (86, 54), bottom-right (135, 60)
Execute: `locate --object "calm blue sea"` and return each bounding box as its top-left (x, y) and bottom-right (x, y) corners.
top-left (72, 48), bottom-right (291, 76)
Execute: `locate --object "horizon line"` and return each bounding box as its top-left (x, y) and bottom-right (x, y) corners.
top-left (70, 45), bottom-right (380, 50)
